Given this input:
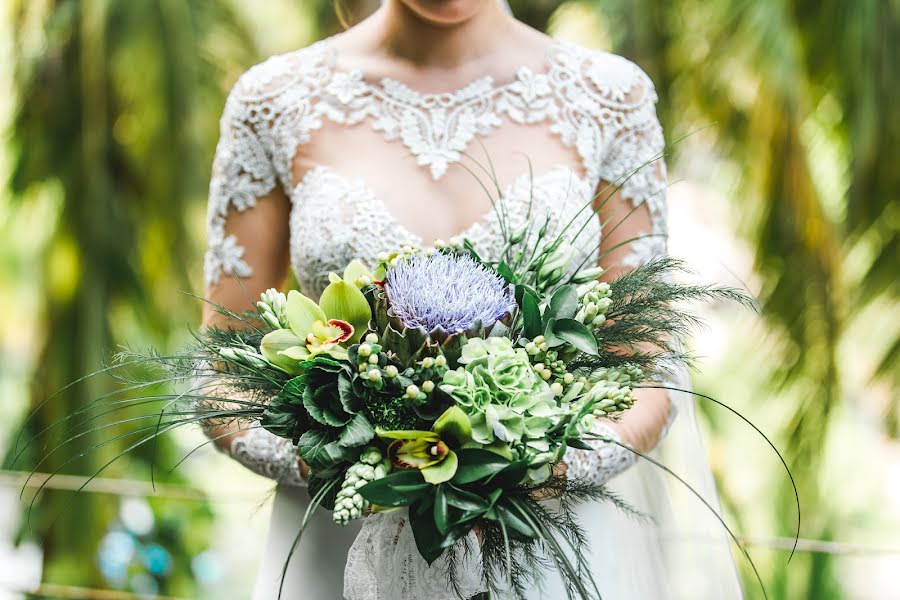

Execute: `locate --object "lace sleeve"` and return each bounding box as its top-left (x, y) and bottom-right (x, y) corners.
top-left (564, 62), bottom-right (679, 485)
top-left (597, 66), bottom-right (668, 269)
top-left (191, 360), bottom-right (306, 486)
top-left (203, 69), bottom-right (285, 287)
top-left (229, 428), bottom-right (306, 487)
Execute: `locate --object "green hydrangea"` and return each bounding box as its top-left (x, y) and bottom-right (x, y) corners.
top-left (440, 337), bottom-right (556, 447)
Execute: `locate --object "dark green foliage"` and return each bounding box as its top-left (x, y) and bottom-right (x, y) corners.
top-left (363, 392), bottom-right (421, 431)
top-left (571, 257), bottom-right (756, 377)
top-left (261, 376), bottom-right (310, 443)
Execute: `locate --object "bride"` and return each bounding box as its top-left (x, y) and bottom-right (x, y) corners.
top-left (201, 1), bottom-right (744, 598)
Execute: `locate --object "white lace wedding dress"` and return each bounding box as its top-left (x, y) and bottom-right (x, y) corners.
top-left (204, 32), bottom-right (744, 600)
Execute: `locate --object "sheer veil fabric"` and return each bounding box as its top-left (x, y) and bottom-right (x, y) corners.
top-left (204, 4), bottom-right (744, 598)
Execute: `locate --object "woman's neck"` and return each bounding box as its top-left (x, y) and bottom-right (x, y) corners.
top-left (365, 1), bottom-right (516, 69)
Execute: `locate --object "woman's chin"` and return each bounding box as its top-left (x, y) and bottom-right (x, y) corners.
top-left (398, 0), bottom-right (492, 27)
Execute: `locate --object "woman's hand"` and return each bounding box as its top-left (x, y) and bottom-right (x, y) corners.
top-left (298, 456), bottom-right (310, 481)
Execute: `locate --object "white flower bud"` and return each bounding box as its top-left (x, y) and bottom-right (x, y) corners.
top-left (434, 355), bottom-right (447, 367)
top-left (406, 384), bottom-right (420, 398)
top-left (385, 365), bottom-right (399, 378)
top-left (421, 357), bottom-right (434, 368)
top-left (533, 362), bottom-right (545, 372)
top-left (550, 382), bottom-right (564, 396)
top-left (367, 369), bottom-right (382, 382)
top-left (422, 380), bottom-right (435, 393)
top-left (563, 372), bottom-right (575, 385)
top-left (533, 335), bottom-right (546, 345)
top-left (365, 333), bottom-right (379, 344)
top-left (357, 343), bottom-right (372, 357)
top-left (540, 369), bottom-right (552, 381)
top-left (367, 354), bottom-right (379, 364)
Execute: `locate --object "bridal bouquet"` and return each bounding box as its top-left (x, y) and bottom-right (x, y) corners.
top-left (148, 231), bottom-right (748, 598)
top-left (19, 201), bottom-right (757, 599)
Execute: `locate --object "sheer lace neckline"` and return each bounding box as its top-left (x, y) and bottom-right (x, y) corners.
top-left (307, 35), bottom-right (573, 180)
top-left (317, 32), bottom-right (564, 102)
top-left (293, 163), bottom-right (588, 247)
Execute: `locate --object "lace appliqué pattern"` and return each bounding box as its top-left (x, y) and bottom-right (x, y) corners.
top-left (564, 422), bottom-right (636, 486)
top-left (203, 38), bottom-right (667, 287)
top-left (289, 164), bottom-right (597, 296)
top-left (344, 510), bottom-right (483, 600)
top-left (229, 428), bottom-right (306, 487)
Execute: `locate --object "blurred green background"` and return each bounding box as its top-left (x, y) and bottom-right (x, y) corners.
top-left (0, 1), bottom-right (897, 598)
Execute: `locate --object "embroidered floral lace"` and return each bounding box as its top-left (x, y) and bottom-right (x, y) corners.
top-left (203, 35), bottom-right (674, 599)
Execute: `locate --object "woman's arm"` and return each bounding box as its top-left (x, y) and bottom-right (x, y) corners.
top-left (564, 58), bottom-right (677, 483)
top-left (200, 186), bottom-right (292, 453)
top-left (593, 179), bottom-right (673, 456)
top-left (197, 67), bottom-right (308, 485)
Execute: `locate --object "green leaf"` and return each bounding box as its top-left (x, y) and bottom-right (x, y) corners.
top-left (519, 288), bottom-right (542, 339)
top-left (543, 317), bottom-right (563, 348)
top-left (545, 284), bottom-right (578, 324)
top-left (409, 500), bottom-right (445, 565)
top-left (298, 429), bottom-right (346, 471)
top-left (485, 460), bottom-right (528, 490)
top-left (308, 474), bottom-right (342, 511)
top-left (495, 504), bottom-right (537, 539)
top-left (337, 371), bottom-right (362, 414)
top-left (434, 485), bottom-right (449, 535)
top-left (566, 438), bottom-right (595, 451)
top-left (303, 390), bottom-right (349, 427)
top-left (337, 413), bottom-right (375, 448)
top-left (358, 470), bottom-right (430, 507)
top-left (497, 261), bottom-right (516, 284)
top-left (551, 318), bottom-right (599, 355)
top-left (452, 448), bottom-right (512, 484)
top-left (260, 376), bottom-right (309, 441)
top-left (445, 485), bottom-right (489, 513)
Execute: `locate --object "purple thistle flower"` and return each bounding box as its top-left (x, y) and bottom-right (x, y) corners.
top-left (384, 253), bottom-right (515, 333)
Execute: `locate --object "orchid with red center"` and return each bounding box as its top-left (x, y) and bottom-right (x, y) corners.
top-left (377, 406), bottom-right (473, 484)
top-left (260, 267), bottom-right (373, 373)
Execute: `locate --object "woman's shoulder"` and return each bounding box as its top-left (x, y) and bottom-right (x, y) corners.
top-left (226, 40), bottom-right (333, 104)
top-left (551, 40), bottom-right (658, 106)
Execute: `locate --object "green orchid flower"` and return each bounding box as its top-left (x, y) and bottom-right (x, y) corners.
top-left (377, 406), bottom-right (472, 485)
top-left (260, 268), bottom-right (372, 373)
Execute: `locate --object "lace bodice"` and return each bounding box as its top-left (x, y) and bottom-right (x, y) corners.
top-left (204, 34), bottom-right (675, 600)
top-left (204, 36), bottom-right (667, 288)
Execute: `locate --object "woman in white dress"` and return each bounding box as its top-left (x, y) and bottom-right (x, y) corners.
top-left (201, 1), bottom-right (745, 598)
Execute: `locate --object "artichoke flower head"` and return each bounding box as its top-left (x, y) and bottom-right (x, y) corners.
top-left (374, 251), bottom-right (516, 365)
